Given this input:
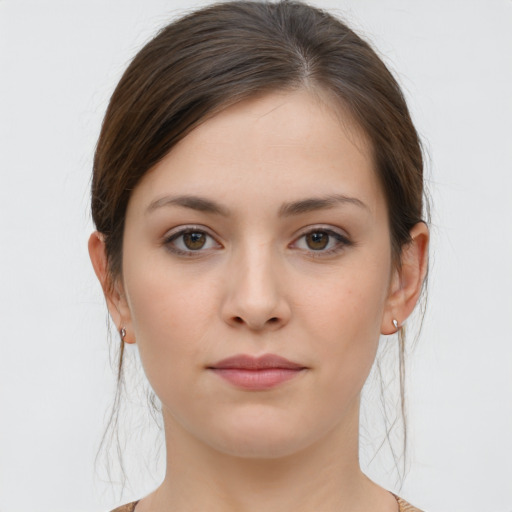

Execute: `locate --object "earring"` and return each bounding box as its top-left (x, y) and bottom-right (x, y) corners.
top-left (392, 319), bottom-right (399, 333)
top-left (120, 327), bottom-right (127, 341)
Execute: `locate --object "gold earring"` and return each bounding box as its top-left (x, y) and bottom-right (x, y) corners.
top-left (120, 327), bottom-right (127, 341)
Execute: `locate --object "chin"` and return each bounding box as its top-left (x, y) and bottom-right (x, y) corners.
top-left (200, 410), bottom-right (324, 460)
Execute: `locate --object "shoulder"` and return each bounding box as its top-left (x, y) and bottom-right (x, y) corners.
top-left (109, 501), bottom-right (139, 512)
top-left (394, 494), bottom-right (424, 512)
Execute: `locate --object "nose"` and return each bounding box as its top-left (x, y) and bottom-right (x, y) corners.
top-left (220, 243), bottom-right (291, 332)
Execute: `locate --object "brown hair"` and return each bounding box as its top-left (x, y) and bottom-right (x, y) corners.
top-left (91, 0), bottom-right (427, 487)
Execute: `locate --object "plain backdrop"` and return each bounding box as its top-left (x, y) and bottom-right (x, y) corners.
top-left (1, 1), bottom-right (511, 511)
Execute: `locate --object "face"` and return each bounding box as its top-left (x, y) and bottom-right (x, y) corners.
top-left (116, 90), bottom-right (397, 458)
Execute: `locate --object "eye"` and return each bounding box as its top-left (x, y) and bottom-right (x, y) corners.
top-left (164, 227), bottom-right (220, 256)
top-left (292, 227), bottom-right (351, 256)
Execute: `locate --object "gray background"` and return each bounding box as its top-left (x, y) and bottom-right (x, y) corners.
top-left (1, 1), bottom-right (511, 511)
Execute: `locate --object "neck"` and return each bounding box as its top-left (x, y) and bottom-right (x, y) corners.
top-left (140, 399), bottom-right (397, 512)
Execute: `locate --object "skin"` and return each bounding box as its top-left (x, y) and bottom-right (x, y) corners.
top-left (89, 89), bottom-right (429, 512)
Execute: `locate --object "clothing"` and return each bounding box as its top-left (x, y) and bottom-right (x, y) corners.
top-left (110, 493), bottom-right (423, 511)
top-left (393, 493), bottom-right (424, 511)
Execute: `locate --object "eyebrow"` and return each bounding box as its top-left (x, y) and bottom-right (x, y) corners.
top-left (278, 194), bottom-right (368, 217)
top-left (146, 193), bottom-right (368, 217)
top-left (146, 195), bottom-right (230, 216)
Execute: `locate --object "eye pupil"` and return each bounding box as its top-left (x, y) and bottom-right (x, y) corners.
top-left (306, 232), bottom-right (328, 250)
top-left (183, 232), bottom-right (206, 250)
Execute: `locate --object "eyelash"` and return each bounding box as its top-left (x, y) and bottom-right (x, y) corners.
top-left (163, 226), bottom-right (352, 258)
top-left (292, 227), bottom-right (352, 258)
top-left (163, 226), bottom-right (220, 257)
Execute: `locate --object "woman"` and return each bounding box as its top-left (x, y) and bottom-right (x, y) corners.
top-left (88, 1), bottom-right (429, 511)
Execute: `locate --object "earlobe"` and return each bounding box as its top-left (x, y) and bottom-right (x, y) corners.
top-left (381, 222), bottom-right (429, 335)
top-left (88, 232), bottom-right (135, 343)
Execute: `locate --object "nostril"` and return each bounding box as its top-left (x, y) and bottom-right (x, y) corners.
top-left (232, 316), bottom-right (280, 326)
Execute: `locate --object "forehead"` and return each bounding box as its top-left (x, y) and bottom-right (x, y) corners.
top-left (128, 89), bottom-right (383, 217)
top-left (183, 89), bottom-right (371, 168)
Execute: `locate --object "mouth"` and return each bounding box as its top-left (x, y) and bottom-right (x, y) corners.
top-left (207, 354), bottom-right (307, 390)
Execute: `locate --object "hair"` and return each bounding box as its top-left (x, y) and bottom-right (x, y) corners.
top-left (91, 0), bottom-right (427, 490)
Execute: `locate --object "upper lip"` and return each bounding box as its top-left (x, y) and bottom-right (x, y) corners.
top-left (208, 354), bottom-right (305, 370)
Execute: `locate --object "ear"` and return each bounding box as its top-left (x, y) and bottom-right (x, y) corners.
top-left (381, 222), bottom-right (429, 335)
top-left (88, 231), bottom-right (135, 343)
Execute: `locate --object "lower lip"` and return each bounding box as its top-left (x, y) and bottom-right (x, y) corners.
top-left (210, 368), bottom-right (304, 390)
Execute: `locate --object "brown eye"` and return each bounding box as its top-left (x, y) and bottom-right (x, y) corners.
top-left (292, 227), bottom-right (351, 256)
top-left (305, 231), bottom-right (329, 250)
top-left (183, 232), bottom-right (206, 250)
top-left (165, 228), bottom-right (220, 255)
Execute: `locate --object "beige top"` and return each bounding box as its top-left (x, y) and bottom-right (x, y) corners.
top-left (110, 494), bottom-right (423, 511)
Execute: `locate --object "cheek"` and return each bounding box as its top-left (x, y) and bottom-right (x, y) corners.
top-left (298, 259), bottom-right (391, 391)
top-left (122, 258), bottom-right (221, 387)
top-left (302, 260), bottom-right (390, 340)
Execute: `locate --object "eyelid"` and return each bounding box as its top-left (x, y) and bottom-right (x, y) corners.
top-left (161, 224), bottom-right (351, 257)
top-left (290, 225), bottom-right (352, 256)
top-left (163, 225), bottom-right (222, 256)
top-left (163, 224), bottom-right (216, 239)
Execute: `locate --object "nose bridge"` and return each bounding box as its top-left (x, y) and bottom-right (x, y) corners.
top-left (240, 239), bottom-right (277, 300)
top-left (222, 236), bottom-right (289, 330)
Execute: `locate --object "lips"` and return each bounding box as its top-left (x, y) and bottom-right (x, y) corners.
top-left (208, 354), bottom-right (306, 390)
top-left (210, 354), bottom-right (305, 370)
